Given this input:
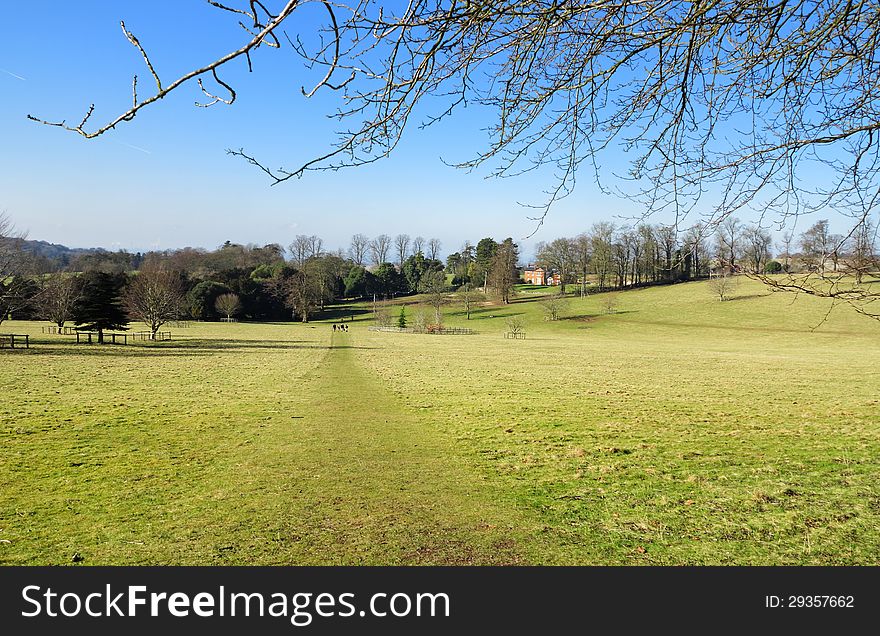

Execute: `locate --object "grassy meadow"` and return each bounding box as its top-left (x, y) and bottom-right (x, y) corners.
top-left (1, 277), bottom-right (879, 564)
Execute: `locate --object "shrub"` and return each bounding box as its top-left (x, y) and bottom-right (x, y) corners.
top-left (374, 306), bottom-right (392, 327)
top-left (764, 260), bottom-right (783, 274)
top-left (412, 307), bottom-right (427, 333)
top-left (602, 293), bottom-right (620, 314)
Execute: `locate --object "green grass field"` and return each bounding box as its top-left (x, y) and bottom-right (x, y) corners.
top-left (2, 277), bottom-right (878, 564)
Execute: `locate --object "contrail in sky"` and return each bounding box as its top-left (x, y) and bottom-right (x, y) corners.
top-left (117, 141), bottom-right (152, 155)
top-left (0, 68), bottom-right (27, 81)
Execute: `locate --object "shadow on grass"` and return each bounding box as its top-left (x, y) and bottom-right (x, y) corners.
top-left (465, 308), bottom-right (526, 320)
top-left (515, 284), bottom-right (556, 293)
top-left (163, 339), bottom-right (319, 350)
top-left (17, 338), bottom-right (380, 356)
top-left (562, 310), bottom-right (638, 322)
top-left (314, 307), bottom-right (374, 322)
top-left (726, 293), bottom-right (774, 302)
top-left (15, 346), bottom-right (217, 358)
top-left (562, 313), bottom-right (601, 322)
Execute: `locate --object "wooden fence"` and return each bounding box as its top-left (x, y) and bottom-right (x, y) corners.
top-left (368, 326), bottom-right (414, 333)
top-left (504, 331), bottom-right (526, 339)
top-left (41, 326), bottom-right (77, 335)
top-left (0, 334), bottom-right (29, 349)
top-left (131, 331), bottom-right (172, 341)
top-left (75, 332), bottom-right (129, 345)
top-left (368, 326), bottom-right (475, 335)
top-left (426, 326), bottom-right (474, 335)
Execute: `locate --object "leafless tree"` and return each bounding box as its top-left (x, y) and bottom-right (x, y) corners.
top-left (289, 235), bottom-right (312, 267)
top-left (427, 238), bottom-right (442, 262)
top-left (572, 233), bottom-right (593, 298)
top-left (424, 270), bottom-right (447, 326)
top-left (412, 305), bottom-right (428, 333)
top-left (30, 1), bottom-right (880, 315)
top-left (540, 294), bottom-right (568, 321)
top-left (708, 272), bottom-right (739, 302)
top-left (394, 233), bottom-right (411, 266)
top-left (36, 273), bottom-right (83, 329)
top-left (215, 292), bottom-right (241, 321)
top-left (349, 233), bottom-right (369, 266)
top-left (536, 237), bottom-right (575, 294)
top-left (715, 218), bottom-right (742, 272)
top-left (682, 224), bottom-right (710, 279)
top-left (489, 238), bottom-right (519, 304)
top-left (370, 234), bottom-right (391, 265)
top-left (612, 228), bottom-right (635, 287)
top-left (799, 220), bottom-right (834, 275)
top-left (601, 293), bottom-right (620, 315)
top-left (284, 268), bottom-right (320, 322)
top-left (307, 235), bottom-right (324, 259)
top-left (412, 236), bottom-right (426, 256)
top-left (742, 225), bottom-right (773, 274)
top-left (459, 282), bottom-right (478, 320)
top-left (753, 219), bottom-right (877, 317)
top-left (0, 212), bottom-right (21, 275)
top-left (779, 232), bottom-right (795, 273)
top-left (506, 316), bottom-right (525, 336)
top-left (124, 266), bottom-right (186, 337)
top-left (656, 225), bottom-right (679, 280)
top-left (306, 254), bottom-right (344, 311)
top-left (590, 223), bottom-right (615, 291)
top-left (0, 212), bottom-right (32, 325)
top-left (373, 303), bottom-right (392, 327)
top-left (840, 219), bottom-right (878, 285)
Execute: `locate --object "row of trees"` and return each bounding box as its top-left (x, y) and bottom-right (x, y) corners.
top-left (25, 269), bottom-right (174, 343)
top-left (522, 217), bottom-right (877, 295)
top-left (5, 208), bottom-right (877, 330)
top-left (344, 234), bottom-right (442, 268)
top-left (24, 265), bottom-right (288, 341)
top-left (3, 220), bottom-right (516, 329)
top-left (777, 219), bottom-right (879, 283)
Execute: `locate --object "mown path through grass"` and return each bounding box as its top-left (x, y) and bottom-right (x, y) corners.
top-left (2, 323), bottom-right (544, 565)
top-left (268, 330), bottom-right (532, 564)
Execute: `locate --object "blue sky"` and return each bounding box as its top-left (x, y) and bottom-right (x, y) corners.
top-left (0, 2), bottom-right (828, 260)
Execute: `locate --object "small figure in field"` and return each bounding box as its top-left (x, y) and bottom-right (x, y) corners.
top-left (332, 324), bottom-right (337, 332)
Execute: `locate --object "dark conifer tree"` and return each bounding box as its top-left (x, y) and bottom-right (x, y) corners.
top-left (73, 272), bottom-right (129, 343)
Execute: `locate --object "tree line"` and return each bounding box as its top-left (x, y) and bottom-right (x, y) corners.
top-left (3, 211), bottom-right (876, 332)
top-left (516, 218), bottom-right (876, 295)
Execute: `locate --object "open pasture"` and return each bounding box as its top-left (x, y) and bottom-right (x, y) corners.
top-left (1, 278), bottom-right (878, 564)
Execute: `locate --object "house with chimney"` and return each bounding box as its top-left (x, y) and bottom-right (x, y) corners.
top-left (522, 265), bottom-right (561, 286)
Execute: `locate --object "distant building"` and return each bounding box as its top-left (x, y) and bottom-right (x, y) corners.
top-left (523, 265), bottom-right (561, 286)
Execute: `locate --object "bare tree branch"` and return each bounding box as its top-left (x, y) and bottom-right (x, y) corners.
top-left (27, 0), bottom-right (880, 286)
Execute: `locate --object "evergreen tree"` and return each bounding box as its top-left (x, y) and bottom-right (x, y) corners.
top-left (489, 238), bottom-right (520, 304)
top-left (397, 305), bottom-right (407, 329)
top-left (343, 265), bottom-right (377, 298)
top-left (374, 262), bottom-right (406, 297)
top-left (474, 237), bottom-right (499, 289)
top-left (402, 252), bottom-right (426, 293)
top-left (73, 272), bottom-right (129, 343)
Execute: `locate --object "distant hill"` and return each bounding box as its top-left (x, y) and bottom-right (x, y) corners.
top-left (21, 239), bottom-right (105, 262)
